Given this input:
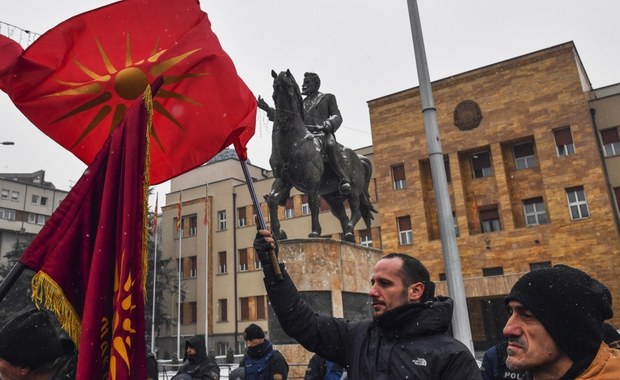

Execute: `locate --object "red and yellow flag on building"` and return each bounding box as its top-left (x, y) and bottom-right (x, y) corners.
top-left (19, 81), bottom-right (157, 379)
top-left (0, 0), bottom-right (257, 184)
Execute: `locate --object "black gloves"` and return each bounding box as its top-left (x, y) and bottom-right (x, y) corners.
top-left (253, 231), bottom-right (278, 268)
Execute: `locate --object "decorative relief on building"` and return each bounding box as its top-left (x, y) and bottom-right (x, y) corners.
top-left (453, 100), bottom-right (482, 130)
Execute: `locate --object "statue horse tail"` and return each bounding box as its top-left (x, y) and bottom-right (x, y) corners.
top-left (359, 155), bottom-right (377, 229)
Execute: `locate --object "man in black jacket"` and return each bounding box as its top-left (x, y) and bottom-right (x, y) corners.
top-left (239, 323), bottom-right (288, 380)
top-left (254, 230), bottom-right (481, 380)
top-left (172, 335), bottom-right (220, 380)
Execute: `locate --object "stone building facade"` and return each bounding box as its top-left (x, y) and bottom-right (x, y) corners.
top-left (368, 42), bottom-right (620, 348)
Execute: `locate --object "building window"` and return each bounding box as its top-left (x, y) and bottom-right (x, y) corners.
top-left (216, 342), bottom-right (229, 357)
top-left (397, 216), bottom-right (413, 245)
top-left (188, 215), bottom-right (197, 236)
top-left (483, 267), bottom-right (504, 277)
top-left (0, 190), bottom-right (8, 200)
top-left (470, 150), bottom-right (492, 178)
top-left (237, 207), bottom-right (247, 227)
top-left (480, 206), bottom-right (501, 232)
top-left (10, 191), bottom-right (19, 202)
top-left (439, 273), bottom-right (447, 281)
top-left (181, 301), bottom-right (197, 324)
top-left (217, 210), bottom-right (227, 231)
top-left (240, 297), bottom-right (250, 320)
top-left (513, 141), bottom-right (537, 170)
top-left (301, 194), bottom-right (310, 215)
top-left (530, 261), bottom-right (552, 271)
top-left (28, 213), bottom-right (44, 224)
top-left (554, 127), bottom-right (575, 156)
top-left (254, 249), bottom-right (262, 270)
top-left (319, 197), bottom-right (329, 212)
top-left (218, 251), bottom-right (227, 274)
top-left (218, 299), bottom-right (228, 322)
top-left (391, 164), bottom-right (407, 190)
top-left (256, 295), bottom-right (266, 320)
top-left (359, 229), bottom-right (372, 248)
top-left (31, 195), bottom-right (39, 204)
top-left (566, 186), bottom-right (589, 220)
top-left (523, 197), bottom-right (547, 226)
top-left (0, 208), bottom-right (16, 221)
top-left (444, 157), bottom-right (452, 183)
top-left (189, 256), bottom-right (197, 278)
top-left (601, 127), bottom-right (620, 157)
top-left (284, 198), bottom-right (295, 219)
top-left (238, 249), bottom-right (248, 272)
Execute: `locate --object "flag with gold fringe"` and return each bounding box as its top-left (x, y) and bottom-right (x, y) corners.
top-left (19, 81), bottom-right (158, 379)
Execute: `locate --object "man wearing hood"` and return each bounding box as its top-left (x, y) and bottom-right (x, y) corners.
top-left (239, 323), bottom-right (288, 380)
top-left (172, 335), bottom-right (220, 380)
top-left (253, 231), bottom-right (481, 379)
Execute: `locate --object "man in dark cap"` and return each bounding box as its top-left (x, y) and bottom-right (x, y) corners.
top-left (0, 309), bottom-right (76, 380)
top-left (239, 323), bottom-right (288, 380)
top-left (503, 264), bottom-right (620, 379)
top-left (172, 335), bottom-right (220, 380)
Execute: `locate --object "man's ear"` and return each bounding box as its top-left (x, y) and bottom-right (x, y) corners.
top-left (409, 282), bottom-right (425, 303)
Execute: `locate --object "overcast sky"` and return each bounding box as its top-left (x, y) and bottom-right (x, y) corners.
top-left (2, 0), bottom-right (619, 202)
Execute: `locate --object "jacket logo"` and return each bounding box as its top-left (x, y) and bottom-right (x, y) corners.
top-left (412, 358), bottom-right (427, 366)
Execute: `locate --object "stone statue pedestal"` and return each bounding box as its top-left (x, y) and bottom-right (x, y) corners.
top-left (268, 238), bottom-right (383, 377)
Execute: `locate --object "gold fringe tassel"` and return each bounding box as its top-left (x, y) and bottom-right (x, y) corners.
top-left (31, 271), bottom-right (82, 346)
top-left (142, 84), bottom-right (153, 298)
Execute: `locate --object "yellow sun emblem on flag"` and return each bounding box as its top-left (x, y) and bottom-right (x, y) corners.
top-left (45, 34), bottom-right (208, 150)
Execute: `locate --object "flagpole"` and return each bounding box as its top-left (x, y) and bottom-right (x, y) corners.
top-left (204, 184), bottom-right (209, 354)
top-left (150, 193), bottom-right (159, 352)
top-left (407, 0), bottom-right (474, 352)
top-left (176, 190), bottom-right (183, 360)
top-left (238, 158), bottom-right (282, 280)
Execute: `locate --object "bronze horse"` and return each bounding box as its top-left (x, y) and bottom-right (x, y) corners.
top-left (264, 70), bottom-right (376, 243)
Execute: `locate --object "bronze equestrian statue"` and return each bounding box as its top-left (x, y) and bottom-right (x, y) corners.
top-left (258, 70), bottom-right (376, 243)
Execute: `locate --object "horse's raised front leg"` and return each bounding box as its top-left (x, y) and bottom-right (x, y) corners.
top-left (264, 178), bottom-right (291, 240)
top-left (323, 193), bottom-right (354, 243)
top-left (307, 191), bottom-right (322, 238)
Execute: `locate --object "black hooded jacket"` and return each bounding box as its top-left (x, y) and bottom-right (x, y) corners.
top-left (173, 335), bottom-right (220, 380)
top-left (266, 268), bottom-right (481, 380)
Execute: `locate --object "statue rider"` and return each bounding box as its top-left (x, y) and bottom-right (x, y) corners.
top-left (258, 72), bottom-right (351, 194)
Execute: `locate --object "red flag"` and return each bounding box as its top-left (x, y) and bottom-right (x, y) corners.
top-left (20, 84), bottom-right (156, 379)
top-left (0, 0), bottom-right (256, 184)
top-left (177, 191), bottom-right (182, 234)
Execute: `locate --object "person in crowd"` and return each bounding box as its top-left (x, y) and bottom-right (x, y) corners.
top-left (503, 264), bottom-right (620, 379)
top-left (0, 309), bottom-right (76, 380)
top-left (172, 335), bottom-right (220, 380)
top-left (253, 230), bottom-right (481, 379)
top-left (258, 72), bottom-right (350, 194)
top-left (304, 353), bottom-right (344, 380)
top-left (146, 348), bottom-right (158, 380)
top-left (239, 323), bottom-right (288, 380)
top-left (480, 340), bottom-right (525, 379)
top-left (603, 322), bottom-right (620, 349)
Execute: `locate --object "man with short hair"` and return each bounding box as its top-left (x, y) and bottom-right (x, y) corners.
top-left (172, 335), bottom-right (220, 380)
top-left (253, 230), bottom-right (481, 379)
top-left (503, 264), bottom-right (620, 379)
top-left (258, 72), bottom-right (351, 194)
top-left (239, 323), bottom-right (288, 380)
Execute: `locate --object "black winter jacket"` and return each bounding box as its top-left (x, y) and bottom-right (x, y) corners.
top-left (266, 268), bottom-right (481, 380)
top-left (173, 335), bottom-right (220, 380)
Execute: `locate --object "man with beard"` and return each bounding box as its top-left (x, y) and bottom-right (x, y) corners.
top-left (253, 230), bottom-right (481, 379)
top-left (503, 264), bottom-right (620, 379)
top-left (239, 324), bottom-right (288, 380)
top-left (172, 335), bottom-right (220, 380)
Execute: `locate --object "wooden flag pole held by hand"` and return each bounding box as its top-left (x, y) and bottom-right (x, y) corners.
top-left (239, 158), bottom-right (283, 281)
